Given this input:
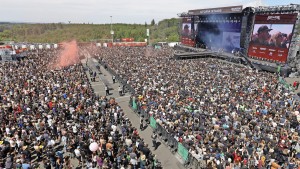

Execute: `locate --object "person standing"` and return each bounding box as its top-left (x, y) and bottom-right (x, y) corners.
top-left (93, 72), bottom-right (97, 82)
top-left (122, 84), bottom-right (126, 94)
top-left (293, 81), bottom-right (299, 90)
top-left (151, 132), bottom-right (158, 150)
top-left (112, 75), bottom-right (116, 84)
top-left (74, 147), bottom-right (82, 165)
top-left (105, 85), bottom-right (109, 96)
top-left (140, 117), bottom-right (144, 130)
top-left (118, 86), bottom-right (123, 96)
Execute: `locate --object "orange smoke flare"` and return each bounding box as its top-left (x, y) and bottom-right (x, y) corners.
top-left (54, 40), bottom-right (80, 69)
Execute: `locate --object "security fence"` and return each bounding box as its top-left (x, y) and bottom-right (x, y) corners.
top-left (278, 76), bottom-right (295, 92)
top-left (130, 97), bottom-right (206, 169)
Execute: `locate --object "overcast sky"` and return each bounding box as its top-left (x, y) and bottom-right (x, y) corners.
top-left (0, 0), bottom-right (298, 24)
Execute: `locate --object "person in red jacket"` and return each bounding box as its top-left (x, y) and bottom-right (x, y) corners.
top-left (293, 81), bottom-right (299, 90)
top-left (233, 151), bottom-right (242, 164)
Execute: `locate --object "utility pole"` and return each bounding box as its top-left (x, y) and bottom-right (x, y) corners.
top-left (110, 16), bottom-right (114, 42)
top-left (146, 28), bottom-right (150, 46)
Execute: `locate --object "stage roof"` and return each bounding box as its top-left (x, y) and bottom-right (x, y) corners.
top-left (188, 6), bottom-right (243, 15)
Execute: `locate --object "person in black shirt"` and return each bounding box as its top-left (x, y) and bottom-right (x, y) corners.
top-left (250, 25), bottom-right (272, 46)
top-left (112, 75), bottom-right (116, 84)
top-left (140, 117), bottom-right (144, 130)
top-left (151, 132), bottom-right (158, 150)
top-left (141, 144), bottom-right (150, 158)
top-left (105, 85), bottom-right (109, 96)
top-left (43, 160), bottom-right (51, 169)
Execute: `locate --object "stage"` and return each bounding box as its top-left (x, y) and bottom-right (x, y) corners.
top-left (174, 45), bottom-right (291, 77)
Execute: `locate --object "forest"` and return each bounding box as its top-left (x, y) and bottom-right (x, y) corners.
top-left (0, 18), bottom-right (180, 43)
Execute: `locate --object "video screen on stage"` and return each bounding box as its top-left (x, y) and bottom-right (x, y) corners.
top-left (248, 14), bottom-right (297, 62)
top-left (181, 23), bottom-right (192, 37)
top-left (181, 21), bottom-right (195, 47)
top-left (195, 14), bottom-right (242, 52)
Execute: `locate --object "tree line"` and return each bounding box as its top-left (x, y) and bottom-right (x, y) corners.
top-left (0, 18), bottom-right (181, 44)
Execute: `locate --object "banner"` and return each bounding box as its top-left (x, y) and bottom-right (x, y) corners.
top-left (132, 100), bottom-right (137, 110)
top-left (182, 23), bottom-right (192, 37)
top-left (150, 116), bottom-right (156, 129)
top-left (254, 14), bottom-right (297, 24)
top-left (248, 14), bottom-right (297, 63)
top-left (277, 66), bottom-right (281, 73)
top-left (178, 143), bottom-right (189, 161)
top-left (188, 6), bottom-right (243, 15)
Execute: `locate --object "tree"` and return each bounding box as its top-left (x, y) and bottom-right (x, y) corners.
top-left (145, 22), bottom-right (147, 27)
top-left (151, 19), bottom-right (155, 26)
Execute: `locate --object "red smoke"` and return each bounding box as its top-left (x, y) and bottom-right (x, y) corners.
top-left (54, 40), bottom-right (80, 69)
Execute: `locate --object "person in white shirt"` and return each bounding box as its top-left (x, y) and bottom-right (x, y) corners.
top-left (72, 126), bottom-right (77, 134)
top-left (5, 127), bottom-right (10, 135)
top-left (125, 137), bottom-right (133, 146)
top-left (74, 147), bottom-right (82, 164)
top-left (118, 86), bottom-right (122, 96)
top-left (111, 124), bottom-right (117, 132)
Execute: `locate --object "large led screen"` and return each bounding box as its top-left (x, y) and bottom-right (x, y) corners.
top-left (181, 23), bottom-right (192, 37)
top-left (195, 17), bottom-right (242, 52)
top-left (248, 14), bottom-right (297, 62)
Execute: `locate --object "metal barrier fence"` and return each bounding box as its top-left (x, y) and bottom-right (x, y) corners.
top-left (278, 76), bottom-right (295, 92)
top-left (130, 99), bottom-right (205, 169)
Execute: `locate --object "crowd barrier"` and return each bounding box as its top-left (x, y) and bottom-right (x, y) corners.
top-left (278, 76), bottom-right (296, 92)
top-left (129, 98), bottom-right (205, 168)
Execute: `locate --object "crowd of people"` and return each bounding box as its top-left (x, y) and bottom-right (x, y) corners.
top-left (92, 46), bottom-right (300, 169)
top-left (0, 48), bottom-right (159, 169)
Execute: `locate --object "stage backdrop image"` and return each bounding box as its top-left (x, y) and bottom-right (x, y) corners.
top-left (195, 14), bottom-right (242, 52)
top-left (248, 14), bottom-right (297, 62)
top-left (182, 23), bottom-right (192, 37)
top-left (181, 17), bottom-right (195, 47)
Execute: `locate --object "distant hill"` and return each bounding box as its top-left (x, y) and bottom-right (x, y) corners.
top-left (0, 18), bottom-right (180, 43)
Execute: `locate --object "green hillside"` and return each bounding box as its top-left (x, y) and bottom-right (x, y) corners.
top-left (0, 18), bottom-right (180, 43)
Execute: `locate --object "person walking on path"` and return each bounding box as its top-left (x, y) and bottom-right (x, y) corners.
top-left (140, 116), bottom-right (144, 130)
top-left (105, 85), bottom-right (109, 96)
top-left (118, 86), bottom-right (123, 96)
top-left (93, 71), bottom-right (97, 81)
top-left (112, 75), bottom-right (116, 83)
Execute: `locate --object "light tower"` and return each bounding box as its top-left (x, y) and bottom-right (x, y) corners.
top-left (110, 16), bottom-right (114, 42)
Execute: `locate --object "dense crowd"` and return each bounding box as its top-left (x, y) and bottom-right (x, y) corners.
top-left (0, 49), bottom-right (158, 169)
top-left (92, 46), bottom-right (300, 169)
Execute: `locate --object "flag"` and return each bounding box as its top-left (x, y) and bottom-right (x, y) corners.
top-left (277, 66), bottom-right (281, 73)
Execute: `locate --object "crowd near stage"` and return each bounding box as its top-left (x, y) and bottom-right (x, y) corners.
top-left (173, 45), bottom-right (292, 77)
